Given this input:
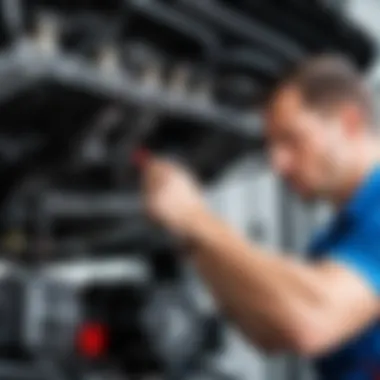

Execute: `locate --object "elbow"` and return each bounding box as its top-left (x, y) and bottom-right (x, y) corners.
top-left (283, 315), bottom-right (331, 358)
top-left (289, 327), bottom-right (326, 358)
top-left (289, 323), bottom-right (333, 359)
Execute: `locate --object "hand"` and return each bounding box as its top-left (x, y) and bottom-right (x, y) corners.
top-left (141, 156), bottom-right (208, 236)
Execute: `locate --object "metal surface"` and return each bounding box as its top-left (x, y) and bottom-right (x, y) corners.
top-left (143, 284), bottom-right (203, 377)
top-left (1, 0), bottom-right (24, 39)
top-left (41, 191), bottom-right (142, 218)
top-left (0, 41), bottom-right (262, 139)
top-left (179, 0), bottom-right (304, 61)
top-left (0, 361), bottom-right (43, 380)
top-left (42, 256), bottom-right (151, 285)
top-left (129, 0), bottom-right (220, 60)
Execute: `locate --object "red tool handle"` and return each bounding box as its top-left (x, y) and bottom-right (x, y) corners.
top-left (132, 148), bottom-right (151, 169)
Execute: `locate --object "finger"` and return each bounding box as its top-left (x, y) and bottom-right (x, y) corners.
top-left (143, 158), bottom-right (171, 192)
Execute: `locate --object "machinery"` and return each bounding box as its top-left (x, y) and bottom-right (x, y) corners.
top-left (0, 0), bottom-right (375, 379)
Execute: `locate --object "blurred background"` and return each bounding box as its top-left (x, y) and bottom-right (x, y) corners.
top-left (0, 0), bottom-right (378, 379)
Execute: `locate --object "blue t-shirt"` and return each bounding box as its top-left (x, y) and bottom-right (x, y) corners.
top-left (308, 165), bottom-right (380, 380)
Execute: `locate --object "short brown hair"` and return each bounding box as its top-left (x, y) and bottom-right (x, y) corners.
top-left (269, 54), bottom-right (372, 119)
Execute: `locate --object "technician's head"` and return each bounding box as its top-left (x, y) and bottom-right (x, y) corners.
top-left (265, 54), bottom-right (375, 201)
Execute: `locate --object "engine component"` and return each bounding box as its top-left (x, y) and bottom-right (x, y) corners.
top-left (0, 263), bottom-right (25, 358)
top-left (32, 12), bottom-right (61, 55)
top-left (0, 255), bottom-right (224, 379)
top-left (178, 0), bottom-right (303, 62)
top-left (214, 74), bottom-right (259, 111)
top-left (123, 42), bottom-right (166, 90)
top-left (126, 0), bottom-right (219, 62)
top-left (142, 283), bottom-right (203, 376)
top-left (0, 257), bottom-right (158, 377)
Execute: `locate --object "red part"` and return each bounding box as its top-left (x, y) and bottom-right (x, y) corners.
top-left (132, 148), bottom-right (151, 168)
top-left (76, 322), bottom-right (108, 359)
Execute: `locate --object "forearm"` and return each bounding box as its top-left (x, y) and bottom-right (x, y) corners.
top-left (221, 296), bottom-right (289, 354)
top-left (189, 239), bottom-right (288, 352)
top-left (193, 248), bottom-right (285, 353)
top-left (185, 209), bottom-right (330, 352)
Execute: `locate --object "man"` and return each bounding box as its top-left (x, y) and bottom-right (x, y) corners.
top-left (140, 55), bottom-right (380, 380)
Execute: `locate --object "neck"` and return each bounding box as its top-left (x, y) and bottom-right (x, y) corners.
top-left (331, 137), bottom-right (379, 208)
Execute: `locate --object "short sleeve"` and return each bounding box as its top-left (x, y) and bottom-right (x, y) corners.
top-left (326, 218), bottom-right (380, 296)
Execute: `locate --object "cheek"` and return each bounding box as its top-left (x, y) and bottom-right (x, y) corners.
top-left (325, 128), bottom-right (347, 164)
top-left (300, 131), bottom-right (332, 179)
top-left (296, 120), bottom-right (325, 166)
top-left (316, 131), bottom-right (348, 183)
top-left (301, 132), bottom-right (325, 164)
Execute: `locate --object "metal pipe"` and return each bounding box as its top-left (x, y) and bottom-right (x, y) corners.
top-left (178, 0), bottom-right (303, 61)
top-left (0, 41), bottom-right (262, 138)
top-left (41, 191), bottom-right (143, 218)
top-left (1, 0), bottom-right (24, 40)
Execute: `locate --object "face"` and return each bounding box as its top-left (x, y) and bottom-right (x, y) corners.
top-left (265, 86), bottom-right (357, 201)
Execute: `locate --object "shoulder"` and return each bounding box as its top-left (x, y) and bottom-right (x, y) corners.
top-left (352, 206), bottom-right (380, 242)
top-left (323, 210), bottom-right (380, 295)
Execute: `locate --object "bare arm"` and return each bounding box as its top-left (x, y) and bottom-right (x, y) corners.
top-left (185, 209), bottom-right (379, 357)
top-left (141, 158), bottom-right (379, 357)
